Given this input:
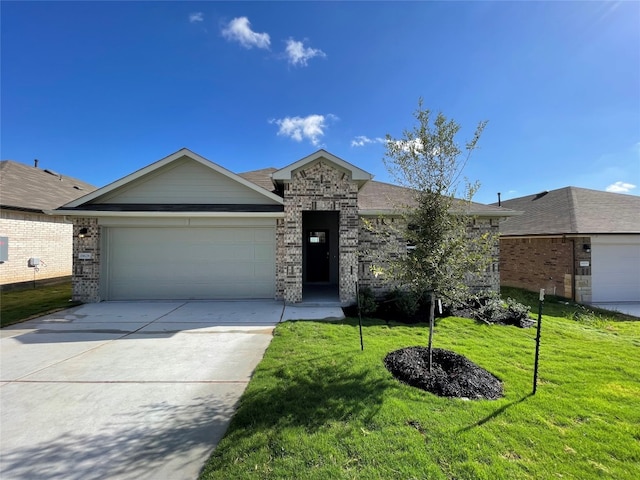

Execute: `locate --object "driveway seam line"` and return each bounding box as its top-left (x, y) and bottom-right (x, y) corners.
top-left (115, 301), bottom-right (188, 339)
top-left (3, 302), bottom-right (189, 383)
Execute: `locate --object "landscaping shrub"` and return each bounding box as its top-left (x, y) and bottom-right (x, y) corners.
top-left (376, 288), bottom-right (424, 323)
top-left (447, 293), bottom-right (533, 328)
top-left (357, 286), bottom-right (378, 316)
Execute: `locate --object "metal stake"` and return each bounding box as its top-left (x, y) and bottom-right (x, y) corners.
top-left (356, 281), bottom-right (364, 351)
top-left (533, 288), bottom-right (545, 394)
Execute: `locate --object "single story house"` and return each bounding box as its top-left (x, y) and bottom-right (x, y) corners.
top-left (495, 186), bottom-right (640, 303)
top-left (55, 148), bottom-right (518, 304)
top-left (0, 160), bottom-right (96, 288)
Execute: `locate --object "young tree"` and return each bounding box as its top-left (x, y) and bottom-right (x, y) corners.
top-left (370, 99), bottom-right (494, 371)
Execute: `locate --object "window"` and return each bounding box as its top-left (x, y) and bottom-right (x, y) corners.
top-left (308, 231), bottom-right (326, 244)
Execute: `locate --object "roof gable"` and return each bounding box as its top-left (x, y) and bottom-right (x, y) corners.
top-left (63, 148), bottom-right (283, 208)
top-left (238, 167), bottom-right (519, 218)
top-left (0, 160), bottom-right (96, 211)
top-left (272, 149), bottom-right (372, 188)
top-left (497, 187), bottom-right (640, 235)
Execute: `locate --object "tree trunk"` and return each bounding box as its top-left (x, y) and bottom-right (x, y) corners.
top-left (427, 291), bottom-right (435, 373)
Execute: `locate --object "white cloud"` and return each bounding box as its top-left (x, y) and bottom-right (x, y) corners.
top-left (222, 17), bottom-right (270, 49)
top-left (189, 12), bottom-right (204, 23)
top-left (285, 38), bottom-right (326, 66)
top-left (389, 138), bottom-right (425, 153)
top-left (606, 181), bottom-right (637, 193)
top-left (270, 114), bottom-right (336, 146)
top-left (351, 135), bottom-right (385, 147)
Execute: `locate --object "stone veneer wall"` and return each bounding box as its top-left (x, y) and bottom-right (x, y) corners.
top-left (71, 217), bottom-right (101, 302)
top-left (278, 161), bottom-right (359, 304)
top-left (358, 216), bottom-right (501, 296)
top-left (500, 236), bottom-right (592, 301)
top-left (0, 210), bottom-right (74, 286)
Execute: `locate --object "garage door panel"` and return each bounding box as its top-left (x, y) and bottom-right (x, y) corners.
top-left (106, 227), bottom-right (275, 300)
top-left (254, 228), bottom-right (274, 242)
top-left (255, 244), bottom-right (275, 261)
top-left (591, 243), bottom-right (640, 302)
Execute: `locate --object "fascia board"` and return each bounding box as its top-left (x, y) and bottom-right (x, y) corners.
top-left (47, 209), bottom-right (284, 218)
top-left (273, 149), bottom-right (372, 181)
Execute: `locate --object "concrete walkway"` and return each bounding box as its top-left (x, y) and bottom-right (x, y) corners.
top-left (0, 301), bottom-right (343, 480)
top-left (589, 302), bottom-right (640, 318)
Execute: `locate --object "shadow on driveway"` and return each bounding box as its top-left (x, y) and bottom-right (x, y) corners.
top-left (1, 392), bottom-right (235, 480)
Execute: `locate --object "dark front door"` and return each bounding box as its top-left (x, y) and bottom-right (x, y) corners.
top-left (306, 230), bottom-right (330, 282)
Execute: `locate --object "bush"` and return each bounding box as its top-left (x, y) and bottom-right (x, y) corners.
top-left (385, 288), bottom-right (421, 318)
top-left (505, 297), bottom-right (532, 326)
top-left (357, 287), bottom-right (378, 316)
top-left (447, 294), bottom-right (533, 328)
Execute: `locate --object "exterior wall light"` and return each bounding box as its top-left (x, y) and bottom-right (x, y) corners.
top-left (78, 228), bottom-right (89, 238)
top-left (583, 244), bottom-right (591, 252)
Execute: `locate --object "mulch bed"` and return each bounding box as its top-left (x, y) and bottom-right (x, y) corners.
top-left (384, 347), bottom-right (504, 400)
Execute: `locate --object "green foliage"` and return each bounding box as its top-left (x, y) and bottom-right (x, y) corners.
top-left (384, 288), bottom-right (420, 317)
top-left (357, 286), bottom-right (378, 316)
top-left (505, 297), bottom-right (532, 322)
top-left (472, 295), bottom-right (532, 326)
top-left (371, 98), bottom-right (493, 303)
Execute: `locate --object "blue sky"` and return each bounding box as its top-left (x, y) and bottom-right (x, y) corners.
top-left (2, 1), bottom-right (638, 204)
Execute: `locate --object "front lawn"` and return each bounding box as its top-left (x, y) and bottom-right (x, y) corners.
top-left (201, 300), bottom-right (640, 479)
top-left (0, 282), bottom-right (79, 327)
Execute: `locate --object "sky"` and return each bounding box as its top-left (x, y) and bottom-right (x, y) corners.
top-left (2, 1), bottom-right (639, 205)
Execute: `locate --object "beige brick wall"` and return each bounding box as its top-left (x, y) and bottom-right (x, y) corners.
top-left (278, 160), bottom-right (359, 304)
top-left (0, 210), bottom-right (73, 286)
top-left (71, 218), bottom-right (101, 302)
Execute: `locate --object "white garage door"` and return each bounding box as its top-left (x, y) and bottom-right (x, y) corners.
top-left (104, 227), bottom-right (275, 300)
top-left (591, 241), bottom-right (640, 302)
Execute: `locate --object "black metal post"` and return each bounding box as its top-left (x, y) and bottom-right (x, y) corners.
top-left (427, 291), bottom-right (435, 373)
top-left (533, 289), bottom-right (545, 394)
top-left (356, 281), bottom-right (364, 351)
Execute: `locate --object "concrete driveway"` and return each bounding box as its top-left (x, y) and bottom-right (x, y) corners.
top-left (0, 301), bottom-right (287, 480)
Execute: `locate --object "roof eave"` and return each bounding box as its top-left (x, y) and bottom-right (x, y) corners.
top-left (272, 149), bottom-right (373, 185)
top-left (47, 209), bottom-right (285, 218)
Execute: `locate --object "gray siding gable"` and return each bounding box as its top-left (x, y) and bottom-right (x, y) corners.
top-left (92, 156), bottom-right (281, 205)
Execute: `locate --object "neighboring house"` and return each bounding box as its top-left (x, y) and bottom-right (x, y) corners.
top-left (54, 148), bottom-right (517, 304)
top-left (0, 160), bottom-right (96, 288)
top-left (496, 187), bottom-right (640, 303)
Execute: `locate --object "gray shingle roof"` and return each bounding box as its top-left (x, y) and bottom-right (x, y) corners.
top-left (0, 160), bottom-right (96, 212)
top-left (239, 168), bottom-right (514, 216)
top-left (495, 186), bottom-right (640, 235)
top-left (237, 168), bottom-right (278, 193)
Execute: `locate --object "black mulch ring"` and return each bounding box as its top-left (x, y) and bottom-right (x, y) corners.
top-left (384, 347), bottom-right (504, 400)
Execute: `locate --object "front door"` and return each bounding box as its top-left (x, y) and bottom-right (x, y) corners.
top-left (306, 230), bottom-right (330, 282)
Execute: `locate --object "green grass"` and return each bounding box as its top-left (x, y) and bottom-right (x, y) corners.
top-left (0, 282), bottom-right (79, 327)
top-left (501, 286), bottom-right (637, 323)
top-left (201, 294), bottom-right (640, 479)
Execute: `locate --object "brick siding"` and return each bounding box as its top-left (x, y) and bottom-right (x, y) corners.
top-left (0, 210), bottom-right (73, 286)
top-left (277, 160), bottom-right (359, 304)
top-left (71, 218), bottom-right (101, 302)
top-left (359, 215), bottom-right (501, 297)
top-left (500, 236), bottom-right (592, 301)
